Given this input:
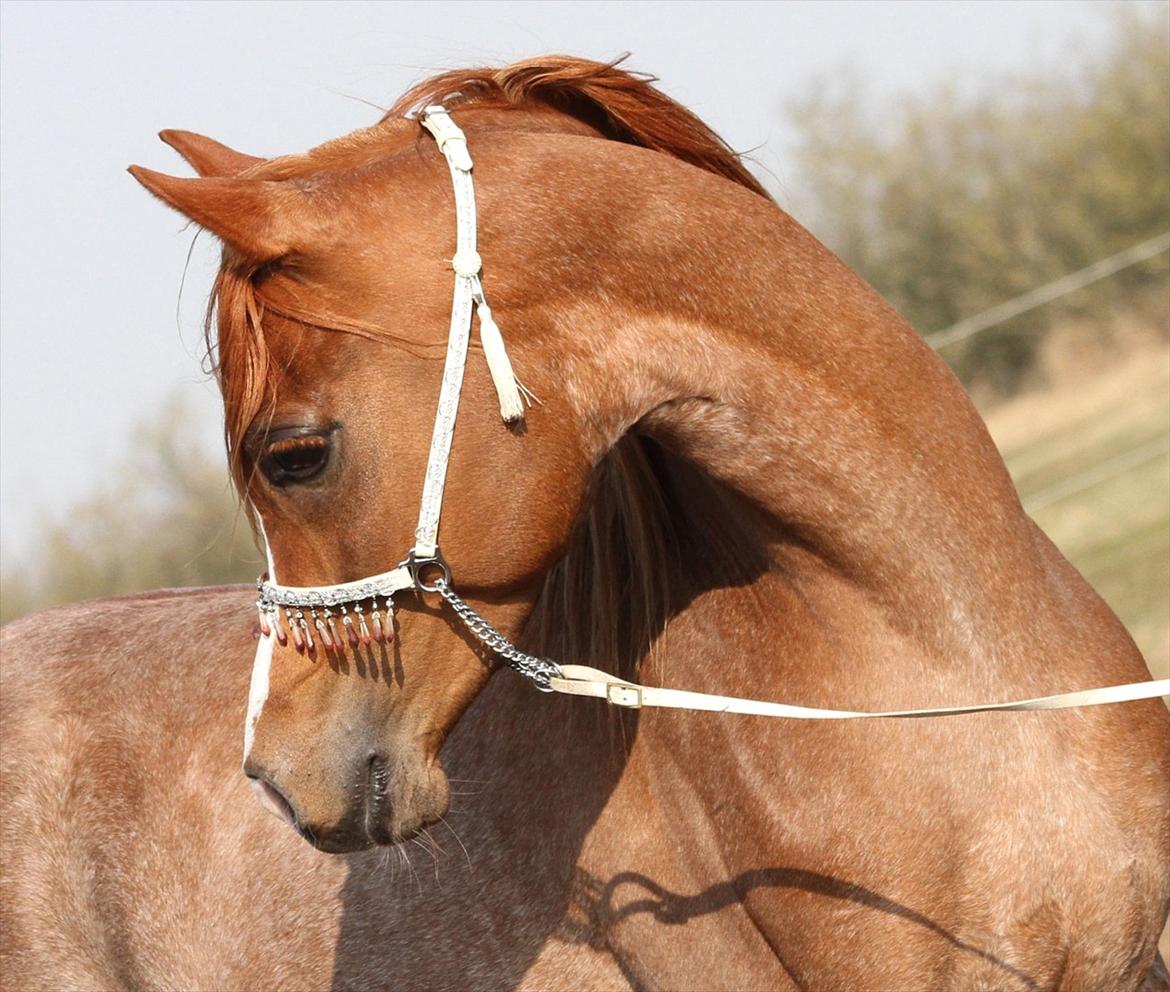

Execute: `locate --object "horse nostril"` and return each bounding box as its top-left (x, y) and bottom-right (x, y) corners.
top-left (245, 768), bottom-right (297, 827)
top-left (365, 753), bottom-right (392, 838)
top-left (367, 753), bottom-right (389, 799)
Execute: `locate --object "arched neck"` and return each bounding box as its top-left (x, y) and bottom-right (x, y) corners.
top-left (557, 210), bottom-right (1046, 682)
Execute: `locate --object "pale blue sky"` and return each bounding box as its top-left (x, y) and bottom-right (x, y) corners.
top-left (0, 0), bottom-right (1125, 556)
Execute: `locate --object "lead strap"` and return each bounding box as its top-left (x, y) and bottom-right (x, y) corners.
top-left (549, 665), bottom-right (1170, 718)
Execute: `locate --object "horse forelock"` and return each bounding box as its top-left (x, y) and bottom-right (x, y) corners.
top-left (205, 262), bottom-right (271, 511)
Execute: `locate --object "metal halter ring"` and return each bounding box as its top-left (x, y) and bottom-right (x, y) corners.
top-left (404, 549), bottom-right (453, 593)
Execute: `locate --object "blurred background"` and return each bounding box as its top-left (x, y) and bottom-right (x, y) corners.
top-left (1, 0), bottom-right (1167, 686)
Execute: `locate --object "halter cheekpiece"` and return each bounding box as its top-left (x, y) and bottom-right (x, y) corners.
top-left (256, 106), bottom-right (554, 686)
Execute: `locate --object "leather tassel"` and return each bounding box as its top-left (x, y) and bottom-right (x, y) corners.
top-left (317, 618), bottom-right (334, 651)
top-left (477, 302), bottom-right (525, 424)
top-left (272, 608), bottom-right (287, 646)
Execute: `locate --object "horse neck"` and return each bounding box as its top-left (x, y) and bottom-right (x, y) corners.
top-left (554, 202), bottom-right (1053, 701)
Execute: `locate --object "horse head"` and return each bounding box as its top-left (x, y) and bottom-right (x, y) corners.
top-left (130, 58), bottom-right (769, 852)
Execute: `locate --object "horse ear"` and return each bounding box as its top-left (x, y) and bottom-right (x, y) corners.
top-left (127, 166), bottom-right (321, 261)
top-left (159, 130), bottom-right (264, 177)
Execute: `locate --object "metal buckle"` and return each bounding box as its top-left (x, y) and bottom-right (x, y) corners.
top-left (403, 549), bottom-right (453, 593)
top-left (606, 683), bottom-right (643, 709)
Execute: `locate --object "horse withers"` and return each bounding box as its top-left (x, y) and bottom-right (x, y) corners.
top-left (2, 57), bottom-right (1168, 990)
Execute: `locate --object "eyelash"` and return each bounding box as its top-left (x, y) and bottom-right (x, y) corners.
top-left (261, 434), bottom-right (332, 485)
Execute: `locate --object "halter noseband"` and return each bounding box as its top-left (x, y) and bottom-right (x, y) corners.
top-left (254, 107), bottom-right (556, 687)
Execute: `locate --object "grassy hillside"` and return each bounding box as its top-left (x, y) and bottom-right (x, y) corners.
top-left (983, 345), bottom-right (1170, 680)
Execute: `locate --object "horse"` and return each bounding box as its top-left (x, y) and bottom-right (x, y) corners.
top-left (2, 56), bottom-right (1167, 990)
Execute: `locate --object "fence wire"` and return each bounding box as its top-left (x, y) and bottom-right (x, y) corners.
top-left (927, 232), bottom-right (1170, 351)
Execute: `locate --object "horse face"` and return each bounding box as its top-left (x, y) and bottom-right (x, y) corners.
top-left (237, 305), bottom-right (587, 850)
top-left (131, 142), bottom-right (592, 851)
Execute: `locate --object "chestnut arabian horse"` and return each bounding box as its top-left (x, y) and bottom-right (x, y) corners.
top-left (3, 58), bottom-right (1168, 990)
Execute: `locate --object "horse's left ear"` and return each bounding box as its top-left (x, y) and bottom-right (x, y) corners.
top-left (127, 166), bottom-right (326, 262)
top-left (159, 130), bottom-right (264, 178)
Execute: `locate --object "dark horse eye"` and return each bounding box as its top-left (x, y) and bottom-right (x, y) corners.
top-left (260, 432), bottom-right (332, 486)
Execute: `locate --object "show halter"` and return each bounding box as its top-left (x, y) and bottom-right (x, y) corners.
top-left (255, 107), bottom-right (1169, 717)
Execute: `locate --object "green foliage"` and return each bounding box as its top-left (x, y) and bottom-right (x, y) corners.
top-left (786, 6), bottom-right (1170, 394)
top-left (0, 399), bottom-right (260, 624)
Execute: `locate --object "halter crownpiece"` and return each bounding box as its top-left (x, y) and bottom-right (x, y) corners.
top-left (253, 108), bottom-right (1169, 715)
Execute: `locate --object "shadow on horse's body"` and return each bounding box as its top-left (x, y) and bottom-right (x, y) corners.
top-left (3, 57), bottom-right (1169, 990)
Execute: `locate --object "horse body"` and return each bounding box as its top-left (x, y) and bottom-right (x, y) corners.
top-left (2, 58), bottom-right (1167, 989)
top-left (1, 580), bottom-right (1166, 990)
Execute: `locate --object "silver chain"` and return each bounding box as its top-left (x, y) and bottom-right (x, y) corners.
top-left (434, 580), bottom-right (560, 691)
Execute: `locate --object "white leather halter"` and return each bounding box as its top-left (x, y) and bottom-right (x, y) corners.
top-left (255, 106), bottom-right (534, 657)
top-left (253, 108), bottom-right (1169, 716)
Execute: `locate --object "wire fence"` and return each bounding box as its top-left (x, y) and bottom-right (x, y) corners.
top-left (1024, 435), bottom-right (1170, 513)
top-left (925, 231), bottom-right (1170, 511)
top-left (927, 232), bottom-right (1170, 350)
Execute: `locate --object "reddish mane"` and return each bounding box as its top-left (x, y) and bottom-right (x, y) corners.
top-left (386, 56), bottom-right (772, 201)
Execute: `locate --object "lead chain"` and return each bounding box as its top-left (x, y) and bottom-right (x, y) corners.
top-left (433, 580), bottom-right (560, 691)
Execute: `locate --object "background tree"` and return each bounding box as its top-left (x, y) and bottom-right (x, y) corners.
top-left (0, 399), bottom-right (259, 623)
top-left (785, 5), bottom-right (1169, 394)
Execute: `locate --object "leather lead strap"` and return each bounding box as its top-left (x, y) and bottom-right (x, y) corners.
top-left (549, 665), bottom-right (1170, 718)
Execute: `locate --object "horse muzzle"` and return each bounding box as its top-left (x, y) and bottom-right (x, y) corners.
top-left (244, 751), bottom-right (449, 853)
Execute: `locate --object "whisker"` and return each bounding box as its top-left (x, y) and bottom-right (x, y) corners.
top-left (422, 825), bottom-right (448, 859)
top-left (399, 842), bottom-right (422, 895)
top-left (438, 813), bottom-right (473, 873)
top-left (410, 835), bottom-right (440, 885)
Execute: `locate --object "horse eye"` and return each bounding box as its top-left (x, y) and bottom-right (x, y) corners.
top-left (260, 433), bottom-right (332, 486)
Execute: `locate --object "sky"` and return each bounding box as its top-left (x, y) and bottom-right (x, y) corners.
top-left (0, 0), bottom-right (1122, 558)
